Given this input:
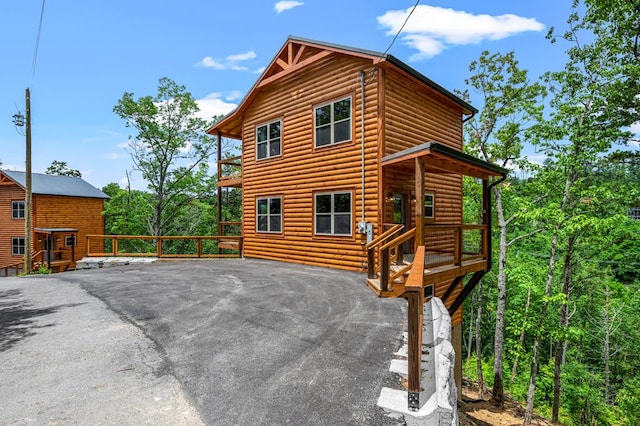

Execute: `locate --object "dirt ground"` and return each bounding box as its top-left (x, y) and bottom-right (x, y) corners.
top-left (458, 381), bottom-right (553, 426)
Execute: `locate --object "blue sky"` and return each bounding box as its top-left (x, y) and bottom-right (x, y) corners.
top-left (0, 1), bottom-right (574, 190)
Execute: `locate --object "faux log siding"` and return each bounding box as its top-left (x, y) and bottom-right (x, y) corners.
top-left (33, 195), bottom-right (105, 261)
top-left (383, 68), bottom-right (463, 156)
top-left (0, 185), bottom-right (29, 264)
top-left (240, 55), bottom-right (379, 270)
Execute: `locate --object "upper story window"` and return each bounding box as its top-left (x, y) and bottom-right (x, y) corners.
top-left (257, 197), bottom-right (282, 233)
top-left (12, 201), bottom-right (25, 219)
top-left (315, 191), bottom-right (352, 236)
top-left (12, 237), bottom-right (25, 256)
top-left (256, 120), bottom-right (281, 160)
top-left (424, 193), bottom-right (435, 219)
top-left (314, 97), bottom-right (351, 148)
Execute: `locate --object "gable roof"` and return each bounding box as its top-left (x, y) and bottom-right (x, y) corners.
top-left (207, 36), bottom-right (476, 139)
top-left (0, 170), bottom-right (109, 199)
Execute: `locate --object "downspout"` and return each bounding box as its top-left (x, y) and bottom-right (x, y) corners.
top-left (485, 173), bottom-right (507, 272)
top-left (360, 70), bottom-right (366, 225)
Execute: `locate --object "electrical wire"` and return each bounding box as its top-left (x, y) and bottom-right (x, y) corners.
top-left (380, 0), bottom-right (420, 58)
top-left (31, 0), bottom-right (47, 82)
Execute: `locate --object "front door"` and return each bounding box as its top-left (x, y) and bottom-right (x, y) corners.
top-left (392, 193), bottom-right (410, 253)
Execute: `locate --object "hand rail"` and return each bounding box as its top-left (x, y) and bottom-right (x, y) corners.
top-left (365, 224), bottom-right (403, 250)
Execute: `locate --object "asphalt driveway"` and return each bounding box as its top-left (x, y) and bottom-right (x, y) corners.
top-left (0, 259), bottom-right (406, 425)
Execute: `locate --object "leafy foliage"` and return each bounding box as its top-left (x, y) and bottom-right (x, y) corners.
top-left (45, 160), bottom-right (82, 178)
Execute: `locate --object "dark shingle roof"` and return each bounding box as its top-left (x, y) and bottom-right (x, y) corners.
top-left (1, 170), bottom-right (109, 199)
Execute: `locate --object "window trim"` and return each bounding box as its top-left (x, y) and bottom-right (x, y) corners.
top-left (256, 196), bottom-right (283, 234)
top-left (314, 191), bottom-right (353, 237)
top-left (424, 193), bottom-right (435, 219)
top-left (65, 235), bottom-right (77, 247)
top-left (12, 200), bottom-right (25, 219)
top-left (255, 119), bottom-right (282, 161)
top-left (11, 237), bottom-right (25, 256)
top-left (313, 96), bottom-right (352, 148)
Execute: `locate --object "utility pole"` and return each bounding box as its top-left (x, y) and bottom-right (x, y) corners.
top-left (24, 88), bottom-right (33, 274)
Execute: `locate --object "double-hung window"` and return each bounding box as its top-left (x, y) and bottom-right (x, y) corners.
top-left (65, 236), bottom-right (77, 247)
top-left (256, 120), bottom-right (281, 160)
top-left (314, 97), bottom-right (351, 147)
top-left (424, 193), bottom-right (435, 219)
top-left (12, 237), bottom-right (25, 256)
top-left (12, 201), bottom-right (25, 219)
top-left (257, 197), bottom-right (282, 233)
top-left (315, 192), bottom-right (352, 236)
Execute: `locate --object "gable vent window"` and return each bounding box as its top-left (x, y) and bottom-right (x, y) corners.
top-left (314, 97), bottom-right (351, 147)
top-left (256, 120), bottom-right (281, 160)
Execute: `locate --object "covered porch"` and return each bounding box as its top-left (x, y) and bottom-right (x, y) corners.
top-left (366, 142), bottom-right (507, 314)
top-left (34, 227), bottom-right (78, 272)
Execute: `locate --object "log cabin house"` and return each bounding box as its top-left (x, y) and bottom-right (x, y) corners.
top-left (0, 170), bottom-right (108, 273)
top-left (208, 36), bottom-right (507, 407)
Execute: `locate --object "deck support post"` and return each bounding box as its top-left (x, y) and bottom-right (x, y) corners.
top-left (406, 288), bottom-right (424, 411)
top-left (415, 158), bottom-right (425, 247)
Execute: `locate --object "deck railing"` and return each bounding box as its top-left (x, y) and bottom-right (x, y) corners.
top-left (86, 235), bottom-right (243, 258)
top-left (218, 155), bottom-right (242, 186)
top-left (423, 224), bottom-right (487, 267)
top-left (366, 224), bottom-right (488, 292)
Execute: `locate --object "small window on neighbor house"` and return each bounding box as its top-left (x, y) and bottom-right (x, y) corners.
top-left (424, 193), bottom-right (435, 219)
top-left (314, 97), bottom-right (351, 147)
top-left (256, 120), bottom-right (281, 160)
top-left (12, 201), bottom-right (25, 219)
top-left (315, 192), bottom-right (352, 236)
top-left (629, 207), bottom-right (640, 220)
top-left (65, 236), bottom-right (77, 247)
top-left (12, 237), bottom-right (25, 256)
top-left (257, 197), bottom-right (282, 233)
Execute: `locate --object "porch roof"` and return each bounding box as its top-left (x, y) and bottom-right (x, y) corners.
top-left (381, 142), bottom-right (508, 180)
top-left (34, 228), bottom-right (79, 234)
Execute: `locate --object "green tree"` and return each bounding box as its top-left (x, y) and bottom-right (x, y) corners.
top-left (113, 77), bottom-right (218, 236)
top-left (45, 160), bottom-right (82, 178)
top-left (463, 50), bottom-right (546, 406)
top-left (524, 3), bottom-right (640, 421)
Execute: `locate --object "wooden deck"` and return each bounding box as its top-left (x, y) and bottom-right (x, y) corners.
top-left (366, 253), bottom-right (487, 298)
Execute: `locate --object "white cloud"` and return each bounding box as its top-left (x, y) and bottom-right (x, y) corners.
top-left (197, 51), bottom-right (257, 72)
top-left (254, 66), bottom-right (267, 74)
top-left (225, 90), bottom-right (243, 101)
top-left (378, 5), bottom-right (545, 59)
top-left (196, 56), bottom-right (225, 69)
top-left (195, 92), bottom-right (238, 120)
top-left (226, 51), bottom-right (257, 62)
top-left (274, 1), bottom-right (303, 14)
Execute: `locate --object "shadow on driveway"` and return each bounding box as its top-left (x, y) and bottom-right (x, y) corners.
top-left (60, 258), bottom-right (406, 425)
top-left (0, 289), bottom-right (84, 352)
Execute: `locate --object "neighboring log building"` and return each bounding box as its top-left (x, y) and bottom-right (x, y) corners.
top-left (0, 170), bottom-right (108, 271)
top-left (209, 37), bottom-right (506, 328)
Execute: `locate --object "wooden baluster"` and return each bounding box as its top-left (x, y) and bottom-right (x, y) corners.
top-left (380, 247), bottom-right (390, 292)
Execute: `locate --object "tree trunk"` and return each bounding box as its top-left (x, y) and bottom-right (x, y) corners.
top-left (524, 230), bottom-right (559, 424)
top-left (476, 282), bottom-right (485, 398)
top-left (524, 169), bottom-right (574, 424)
top-left (604, 284), bottom-right (611, 404)
top-left (552, 234), bottom-right (576, 422)
top-left (511, 286), bottom-right (531, 383)
top-left (467, 288), bottom-right (477, 360)
top-left (493, 187), bottom-right (507, 406)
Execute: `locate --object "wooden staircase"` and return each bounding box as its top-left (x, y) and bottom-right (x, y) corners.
top-left (366, 225), bottom-right (417, 298)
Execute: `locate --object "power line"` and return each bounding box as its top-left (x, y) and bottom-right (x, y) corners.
top-left (381, 0), bottom-right (420, 58)
top-left (32, 0), bottom-right (47, 81)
